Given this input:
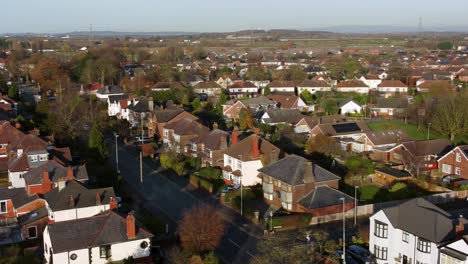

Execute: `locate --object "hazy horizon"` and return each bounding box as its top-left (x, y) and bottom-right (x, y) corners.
top-left (3, 0), bottom-right (468, 34)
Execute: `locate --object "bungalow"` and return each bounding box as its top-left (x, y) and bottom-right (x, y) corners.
top-left (95, 85), bottom-right (124, 101)
top-left (345, 129), bottom-right (411, 154)
top-left (222, 130), bottom-right (281, 186)
top-left (416, 80), bottom-right (455, 93)
top-left (359, 75), bottom-right (382, 90)
top-left (260, 109), bottom-right (304, 126)
top-left (150, 81), bottom-right (184, 92)
top-left (43, 211), bottom-right (153, 264)
top-left (337, 99), bottom-right (362, 115)
top-left (336, 80), bottom-right (370, 94)
top-left (227, 81), bottom-right (258, 98)
top-left (296, 80), bottom-right (332, 94)
top-left (162, 118), bottom-right (210, 153)
top-left (193, 81), bottom-right (223, 96)
top-left (371, 98), bottom-right (408, 118)
top-left (267, 94), bottom-right (312, 112)
top-left (258, 155), bottom-right (354, 215)
top-left (377, 80), bottom-right (408, 97)
top-left (293, 115), bottom-right (348, 135)
top-left (222, 96), bottom-right (277, 121)
top-left (267, 81), bottom-right (296, 94)
top-left (373, 167), bottom-right (413, 187)
top-left (44, 179), bottom-right (116, 222)
top-left (309, 120), bottom-right (370, 139)
top-left (438, 145), bottom-right (468, 179)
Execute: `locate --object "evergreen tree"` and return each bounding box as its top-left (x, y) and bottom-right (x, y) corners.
top-left (7, 85), bottom-right (17, 99)
top-left (89, 119), bottom-right (108, 160)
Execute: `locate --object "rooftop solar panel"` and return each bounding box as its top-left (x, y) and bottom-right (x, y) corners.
top-left (331, 123), bottom-right (361, 133)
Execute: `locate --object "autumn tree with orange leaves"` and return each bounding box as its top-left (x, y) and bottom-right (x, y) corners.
top-left (179, 204), bottom-right (225, 254)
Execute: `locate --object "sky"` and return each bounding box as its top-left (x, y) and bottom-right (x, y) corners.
top-left (3, 0), bottom-right (468, 33)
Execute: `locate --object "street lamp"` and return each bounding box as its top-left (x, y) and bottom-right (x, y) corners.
top-left (269, 210), bottom-right (273, 231)
top-left (427, 122), bottom-right (432, 140)
top-left (354, 186), bottom-right (359, 226)
top-left (114, 132), bottom-right (120, 174)
top-left (340, 197), bottom-right (346, 264)
top-left (240, 177), bottom-right (243, 216)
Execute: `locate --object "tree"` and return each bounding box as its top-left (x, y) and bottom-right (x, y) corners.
top-left (300, 90), bottom-right (313, 104)
top-left (311, 230), bottom-right (340, 256)
top-left (238, 108), bottom-right (254, 131)
top-left (305, 134), bottom-right (341, 156)
top-left (321, 99), bottom-right (339, 115)
top-left (437, 41), bottom-right (453, 50)
top-left (263, 86), bottom-right (271, 96)
top-left (96, 58), bottom-right (119, 85)
top-left (191, 47), bottom-right (209, 60)
top-left (7, 84), bottom-right (17, 99)
top-left (30, 57), bottom-right (68, 92)
top-left (89, 119), bottom-right (108, 160)
top-left (191, 98), bottom-right (202, 113)
top-left (287, 65), bottom-right (307, 82)
top-left (179, 204), bottom-right (225, 253)
top-left (246, 65), bottom-right (270, 81)
top-left (431, 95), bottom-right (468, 140)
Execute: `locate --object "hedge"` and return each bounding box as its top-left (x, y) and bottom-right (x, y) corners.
top-left (199, 178), bottom-right (214, 193)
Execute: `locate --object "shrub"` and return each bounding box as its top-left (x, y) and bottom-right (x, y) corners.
top-left (159, 153), bottom-right (174, 169)
top-left (199, 167), bottom-right (222, 180)
top-left (173, 162), bottom-right (186, 176)
top-left (190, 174), bottom-right (200, 186)
top-left (199, 178), bottom-right (214, 193)
top-left (389, 182), bottom-right (407, 193)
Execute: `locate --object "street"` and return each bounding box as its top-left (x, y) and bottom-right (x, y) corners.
top-left (108, 138), bottom-right (263, 263)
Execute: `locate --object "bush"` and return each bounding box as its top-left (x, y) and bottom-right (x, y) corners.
top-left (190, 174), bottom-right (200, 186)
top-left (389, 182), bottom-right (407, 193)
top-left (359, 185), bottom-right (384, 201)
top-left (199, 178), bottom-right (214, 193)
top-left (159, 153), bottom-right (174, 169)
top-left (199, 167), bottom-right (222, 180)
top-left (173, 162), bottom-right (186, 176)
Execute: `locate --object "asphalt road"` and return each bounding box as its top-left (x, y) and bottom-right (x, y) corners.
top-left (107, 138), bottom-right (263, 263)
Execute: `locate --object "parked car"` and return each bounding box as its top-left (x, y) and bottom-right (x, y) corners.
top-left (221, 186), bottom-right (235, 193)
top-left (348, 245), bottom-right (376, 264)
top-left (135, 135), bottom-right (151, 143)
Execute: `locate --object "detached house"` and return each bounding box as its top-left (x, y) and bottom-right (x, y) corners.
top-left (193, 81), bottom-right (223, 96)
top-left (371, 98), bottom-right (408, 118)
top-left (148, 105), bottom-right (198, 138)
top-left (336, 99), bottom-right (362, 115)
top-left (43, 211), bottom-right (153, 264)
top-left (222, 96), bottom-right (277, 121)
top-left (126, 97), bottom-right (154, 128)
top-left (438, 145), bottom-right (468, 179)
top-left (258, 155), bottom-right (354, 214)
top-left (261, 109), bottom-right (304, 126)
top-left (369, 198), bottom-right (467, 264)
top-left (107, 94), bottom-right (129, 118)
top-left (223, 130), bottom-right (281, 186)
top-left (96, 85), bottom-right (124, 101)
top-left (297, 80), bottom-right (332, 94)
top-left (359, 75), bottom-right (382, 90)
top-left (151, 81), bottom-right (184, 92)
top-left (377, 80), bottom-right (408, 97)
top-left (267, 81), bottom-right (296, 94)
top-left (267, 94), bottom-right (311, 112)
top-left (189, 124), bottom-right (228, 167)
top-left (336, 80), bottom-right (369, 94)
top-left (162, 118), bottom-right (210, 154)
top-left (227, 81), bottom-right (258, 98)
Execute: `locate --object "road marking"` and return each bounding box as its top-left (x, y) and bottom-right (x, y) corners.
top-left (228, 239), bottom-right (255, 258)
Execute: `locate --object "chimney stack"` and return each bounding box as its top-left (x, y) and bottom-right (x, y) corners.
top-left (109, 197), bottom-right (118, 210)
top-left (42, 172), bottom-right (52, 193)
top-left (96, 192), bottom-right (101, 205)
top-left (231, 129), bottom-right (238, 145)
top-left (67, 166), bottom-right (74, 181)
top-left (456, 216), bottom-right (465, 238)
top-left (213, 122), bottom-right (218, 130)
top-left (69, 195), bottom-right (75, 208)
top-left (251, 135), bottom-right (260, 159)
top-left (126, 213), bottom-right (136, 239)
top-left (57, 176), bottom-right (66, 191)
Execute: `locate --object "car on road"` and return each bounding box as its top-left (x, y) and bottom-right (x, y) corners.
top-left (135, 135), bottom-right (152, 143)
top-left (348, 245), bottom-right (376, 264)
top-left (221, 184), bottom-right (241, 193)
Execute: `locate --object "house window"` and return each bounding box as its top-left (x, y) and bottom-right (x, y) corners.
top-left (209, 151), bottom-right (213, 158)
top-left (0, 201), bottom-right (6, 214)
top-left (184, 146), bottom-right (188, 153)
top-left (39, 155), bottom-right (47, 161)
top-left (417, 238), bottom-right (431, 253)
top-left (402, 231), bottom-right (409, 243)
top-left (44, 243), bottom-right (48, 254)
top-left (228, 157), bottom-right (232, 165)
top-left (456, 153), bottom-right (462, 162)
top-left (456, 167), bottom-right (461, 175)
top-left (27, 226), bottom-right (37, 239)
top-left (440, 253), bottom-right (463, 264)
top-left (442, 164), bottom-right (452, 174)
top-left (237, 160), bottom-right (242, 170)
top-left (374, 221), bottom-right (388, 238)
top-left (374, 245), bottom-right (388, 260)
top-left (163, 129), bottom-right (168, 137)
top-left (29, 155), bottom-right (38, 162)
top-left (100, 245), bottom-right (111, 259)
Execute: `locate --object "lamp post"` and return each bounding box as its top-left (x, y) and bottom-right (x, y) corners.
top-left (269, 211), bottom-right (273, 231)
top-left (114, 132), bottom-right (119, 174)
top-left (427, 122), bottom-right (432, 140)
top-left (354, 186), bottom-right (359, 226)
top-left (340, 197), bottom-right (346, 264)
top-left (240, 177), bottom-right (243, 216)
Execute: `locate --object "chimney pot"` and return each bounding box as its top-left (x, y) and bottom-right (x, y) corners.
top-left (126, 213), bottom-right (136, 239)
top-left (96, 192), bottom-right (101, 205)
top-left (109, 197), bottom-right (118, 210)
top-left (231, 130), bottom-right (238, 145)
top-left (42, 171), bottom-right (52, 193)
top-left (69, 195), bottom-right (75, 208)
top-left (251, 135), bottom-right (260, 159)
top-left (213, 122), bottom-right (218, 130)
top-left (67, 166), bottom-right (74, 181)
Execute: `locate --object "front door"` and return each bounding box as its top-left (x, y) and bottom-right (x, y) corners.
top-left (403, 255), bottom-right (408, 264)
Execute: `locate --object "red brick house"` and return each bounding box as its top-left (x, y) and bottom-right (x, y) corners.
top-left (148, 106), bottom-right (198, 138)
top-left (189, 123), bottom-right (229, 167)
top-left (162, 118), bottom-right (210, 154)
top-left (258, 155), bottom-right (354, 215)
top-left (438, 145), bottom-right (468, 179)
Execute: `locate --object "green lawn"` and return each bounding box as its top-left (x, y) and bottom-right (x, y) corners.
top-left (368, 121), bottom-right (447, 141)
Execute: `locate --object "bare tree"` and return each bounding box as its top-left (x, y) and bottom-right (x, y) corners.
top-left (431, 95), bottom-right (468, 141)
top-left (179, 204), bottom-right (225, 254)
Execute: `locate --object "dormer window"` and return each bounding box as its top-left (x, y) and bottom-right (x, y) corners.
top-left (29, 155), bottom-right (38, 162)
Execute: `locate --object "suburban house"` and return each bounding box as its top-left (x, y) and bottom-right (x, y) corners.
top-left (377, 80), bottom-right (408, 97)
top-left (222, 130), bottom-right (281, 186)
top-left (227, 81), bottom-right (258, 98)
top-left (107, 94), bottom-right (129, 118)
top-left (260, 108), bottom-right (304, 126)
top-left (372, 139), bottom-right (452, 175)
top-left (96, 85), bottom-right (125, 101)
top-left (343, 129), bottom-right (411, 154)
top-left (0, 96), bottom-right (18, 114)
top-left (438, 145), bottom-right (468, 179)
top-left (162, 118), bottom-right (210, 153)
top-left (0, 122), bottom-right (25, 166)
top-left (294, 115), bottom-right (348, 135)
top-left (126, 97), bottom-right (154, 128)
top-left (0, 188), bottom-right (46, 244)
top-left (222, 96), bottom-right (277, 121)
top-left (371, 98), bottom-right (408, 118)
top-left (416, 80), bottom-right (455, 93)
top-left (296, 80), bottom-right (332, 94)
top-left (336, 99), bottom-right (363, 115)
top-left (267, 81), bottom-right (296, 93)
top-left (438, 237), bottom-right (468, 263)
top-left (192, 81), bottom-right (223, 96)
top-left (258, 155), bottom-right (354, 215)
top-left (147, 105), bottom-right (198, 138)
top-left (150, 81), bottom-right (184, 92)
top-left (43, 211), bottom-right (153, 264)
top-left (267, 94), bottom-right (312, 112)
top-left (44, 180), bottom-right (116, 222)
top-left (369, 198), bottom-right (467, 264)
top-left (336, 80), bottom-right (370, 94)
top-left (309, 121), bottom-right (370, 139)
top-left (373, 167), bottom-right (413, 187)
top-left (359, 75), bottom-right (382, 90)
top-left (189, 124), bottom-right (228, 167)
